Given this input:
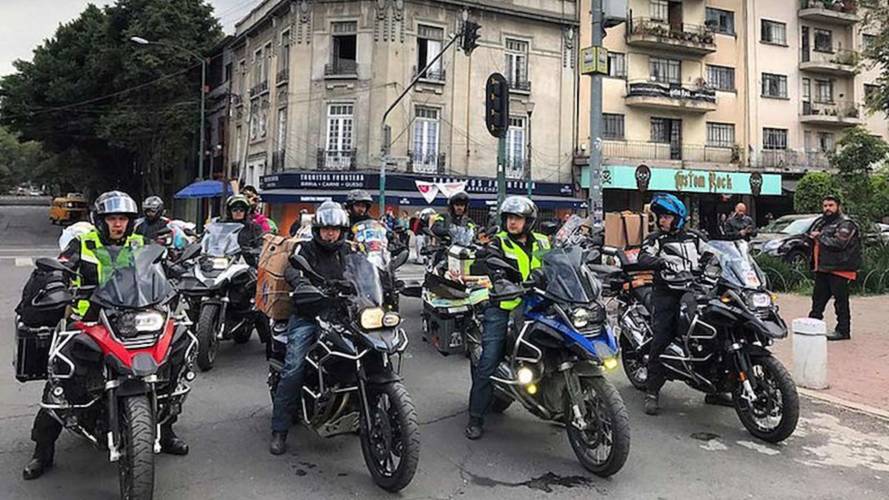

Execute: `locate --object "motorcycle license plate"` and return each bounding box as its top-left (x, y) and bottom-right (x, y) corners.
top-left (745, 271), bottom-right (761, 288)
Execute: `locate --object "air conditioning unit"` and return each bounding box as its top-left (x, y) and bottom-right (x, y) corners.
top-left (603, 0), bottom-right (628, 28)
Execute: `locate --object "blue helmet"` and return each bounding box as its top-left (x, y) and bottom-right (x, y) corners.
top-left (650, 193), bottom-right (687, 231)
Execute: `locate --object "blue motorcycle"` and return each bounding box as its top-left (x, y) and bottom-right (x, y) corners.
top-left (468, 245), bottom-right (630, 477)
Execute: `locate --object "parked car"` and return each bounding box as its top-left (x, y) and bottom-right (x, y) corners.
top-left (750, 214), bottom-right (819, 266)
top-left (49, 193), bottom-right (89, 225)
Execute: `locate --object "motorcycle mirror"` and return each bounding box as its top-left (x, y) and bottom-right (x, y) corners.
top-left (35, 258), bottom-right (75, 276)
top-left (291, 253), bottom-right (326, 283)
top-left (539, 220), bottom-right (560, 237)
top-left (392, 248), bottom-right (409, 269)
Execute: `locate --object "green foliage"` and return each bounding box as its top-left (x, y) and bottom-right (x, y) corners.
top-left (0, 0), bottom-right (222, 200)
top-left (0, 126), bottom-right (51, 192)
top-left (756, 244), bottom-right (889, 296)
top-left (860, 1), bottom-right (889, 118)
top-left (794, 171), bottom-right (838, 214)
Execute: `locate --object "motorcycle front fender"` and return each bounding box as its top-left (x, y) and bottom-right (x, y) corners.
top-left (115, 377), bottom-right (152, 397)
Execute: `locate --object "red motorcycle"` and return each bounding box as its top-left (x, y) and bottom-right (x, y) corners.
top-left (16, 244), bottom-right (196, 500)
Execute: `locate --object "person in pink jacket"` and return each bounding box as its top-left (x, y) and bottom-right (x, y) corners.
top-left (242, 185), bottom-right (273, 233)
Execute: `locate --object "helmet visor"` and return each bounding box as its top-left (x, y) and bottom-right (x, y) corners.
top-left (315, 207), bottom-right (350, 228)
top-left (97, 196), bottom-right (138, 215)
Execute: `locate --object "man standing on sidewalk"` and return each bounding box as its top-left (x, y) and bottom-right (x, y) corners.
top-left (808, 195), bottom-right (861, 341)
top-left (723, 202), bottom-right (757, 240)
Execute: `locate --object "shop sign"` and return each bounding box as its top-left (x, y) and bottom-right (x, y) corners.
top-left (590, 165), bottom-right (781, 196)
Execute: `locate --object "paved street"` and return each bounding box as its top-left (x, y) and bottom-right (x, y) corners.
top-left (0, 206), bottom-right (887, 499)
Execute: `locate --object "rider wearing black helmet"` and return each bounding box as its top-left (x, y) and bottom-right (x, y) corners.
top-left (22, 191), bottom-right (189, 481)
top-left (344, 189), bottom-right (373, 228)
top-left (465, 196), bottom-right (551, 440)
top-left (270, 201), bottom-right (352, 455)
top-left (225, 194), bottom-right (264, 264)
top-left (134, 195), bottom-right (171, 241)
top-left (431, 191), bottom-right (476, 241)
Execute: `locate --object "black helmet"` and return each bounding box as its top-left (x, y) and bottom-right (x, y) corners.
top-left (92, 191), bottom-right (138, 243)
top-left (311, 201), bottom-right (350, 251)
top-left (499, 196), bottom-right (538, 235)
top-left (142, 196), bottom-right (164, 220)
top-left (225, 194), bottom-right (251, 221)
top-left (447, 191), bottom-right (470, 218)
top-left (344, 189), bottom-right (373, 210)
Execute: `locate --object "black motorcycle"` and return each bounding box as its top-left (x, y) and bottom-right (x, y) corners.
top-left (267, 251), bottom-right (419, 492)
top-left (608, 240), bottom-right (799, 443)
top-left (178, 222), bottom-right (269, 371)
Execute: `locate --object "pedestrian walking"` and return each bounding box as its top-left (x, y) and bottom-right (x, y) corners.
top-left (807, 195), bottom-right (861, 341)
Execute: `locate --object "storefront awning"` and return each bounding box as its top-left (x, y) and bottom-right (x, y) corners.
top-left (580, 165), bottom-right (783, 196)
top-left (260, 188), bottom-right (587, 209)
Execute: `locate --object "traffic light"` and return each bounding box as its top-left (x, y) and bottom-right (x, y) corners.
top-left (485, 73), bottom-right (509, 138)
top-left (462, 21), bottom-right (481, 55)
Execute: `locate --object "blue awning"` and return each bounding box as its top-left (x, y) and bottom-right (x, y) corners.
top-left (174, 180), bottom-right (233, 199)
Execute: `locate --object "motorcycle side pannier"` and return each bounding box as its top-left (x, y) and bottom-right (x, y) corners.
top-left (14, 320), bottom-right (54, 382)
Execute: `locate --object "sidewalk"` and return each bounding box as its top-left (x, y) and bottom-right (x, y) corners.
top-left (772, 294), bottom-right (889, 414)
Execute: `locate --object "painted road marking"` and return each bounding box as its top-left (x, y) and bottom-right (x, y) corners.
top-left (15, 258), bottom-right (33, 267)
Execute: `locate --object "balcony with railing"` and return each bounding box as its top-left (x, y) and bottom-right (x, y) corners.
top-left (508, 79), bottom-right (532, 94)
top-left (249, 80), bottom-right (269, 98)
top-left (276, 68), bottom-right (289, 85)
top-left (800, 100), bottom-right (862, 126)
top-left (625, 81), bottom-right (717, 113)
top-left (324, 59), bottom-right (358, 79)
top-left (413, 66), bottom-right (446, 84)
top-left (800, 46), bottom-right (858, 76)
top-left (799, 0), bottom-right (859, 25)
top-left (317, 148), bottom-right (357, 171)
top-left (504, 158), bottom-right (528, 180)
top-left (758, 149), bottom-right (831, 171)
top-left (408, 151), bottom-right (446, 174)
top-left (601, 140), bottom-right (739, 165)
top-left (626, 18), bottom-right (716, 55)
top-left (271, 149), bottom-right (286, 172)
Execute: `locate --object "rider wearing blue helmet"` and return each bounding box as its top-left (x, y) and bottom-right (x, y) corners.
top-left (637, 193), bottom-right (708, 415)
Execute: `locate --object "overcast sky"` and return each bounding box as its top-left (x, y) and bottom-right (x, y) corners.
top-left (0, 0), bottom-right (253, 77)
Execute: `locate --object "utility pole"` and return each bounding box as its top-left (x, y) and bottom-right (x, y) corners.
top-left (587, 0), bottom-right (604, 223)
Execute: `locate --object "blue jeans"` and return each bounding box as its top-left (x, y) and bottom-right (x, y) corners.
top-left (271, 316), bottom-right (317, 433)
top-left (468, 305), bottom-right (511, 421)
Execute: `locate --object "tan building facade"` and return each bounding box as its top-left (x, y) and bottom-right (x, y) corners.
top-left (226, 0), bottom-right (580, 220)
top-left (577, 0), bottom-right (889, 226)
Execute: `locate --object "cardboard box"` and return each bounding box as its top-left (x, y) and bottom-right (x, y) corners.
top-left (604, 212), bottom-right (649, 249)
top-left (255, 234), bottom-right (300, 320)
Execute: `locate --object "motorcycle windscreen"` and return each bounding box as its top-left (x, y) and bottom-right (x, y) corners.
top-left (92, 244), bottom-right (174, 309)
top-left (541, 247), bottom-right (602, 304)
top-left (703, 240), bottom-right (766, 289)
top-left (343, 253), bottom-right (384, 308)
top-left (448, 225), bottom-right (475, 246)
top-left (353, 220), bottom-right (391, 270)
top-left (201, 222), bottom-right (243, 257)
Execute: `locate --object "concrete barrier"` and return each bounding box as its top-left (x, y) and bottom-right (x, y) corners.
top-left (792, 317), bottom-right (829, 390)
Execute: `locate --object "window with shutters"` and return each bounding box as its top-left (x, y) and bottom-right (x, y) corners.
top-left (817, 132), bottom-right (835, 152)
top-left (329, 21), bottom-right (357, 75)
top-left (278, 30), bottom-right (290, 82)
top-left (650, 57), bottom-right (680, 84)
top-left (705, 8), bottom-right (735, 35)
top-left (814, 29), bottom-right (833, 53)
top-left (763, 128), bottom-right (788, 150)
top-left (607, 52), bottom-right (626, 78)
top-left (761, 20), bottom-right (787, 45)
top-left (417, 25), bottom-right (444, 80)
top-left (325, 104), bottom-right (354, 169)
top-left (412, 107), bottom-right (440, 173)
top-left (602, 114), bottom-right (625, 140)
top-left (650, 0), bottom-right (668, 21)
top-left (707, 123), bottom-right (735, 148)
top-left (505, 39), bottom-right (530, 91)
top-left (815, 79), bottom-right (834, 103)
top-left (762, 73), bottom-right (788, 98)
top-left (707, 65), bottom-right (735, 91)
top-left (506, 117), bottom-right (526, 179)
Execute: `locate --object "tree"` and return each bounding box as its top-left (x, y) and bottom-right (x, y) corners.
top-left (0, 0), bottom-right (222, 201)
top-left (0, 126), bottom-right (52, 193)
top-left (794, 171), bottom-right (839, 214)
top-left (861, 1), bottom-right (889, 116)
top-left (830, 127), bottom-right (889, 221)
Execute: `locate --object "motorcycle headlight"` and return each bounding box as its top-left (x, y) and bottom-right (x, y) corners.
top-left (748, 292), bottom-right (773, 309)
top-left (359, 308), bottom-right (386, 330)
top-left (135, 311), bottom-right (165, 332)
top-left (382, 312), bottom-right (401, 328)
top-left (571, 308), bottom-right (594, 329)
top-left (211, 257), bottom-right (229, 270)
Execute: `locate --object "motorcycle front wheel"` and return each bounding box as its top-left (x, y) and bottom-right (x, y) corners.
top-left (734, 356), bottom-right (799, 443)
top-left (565, 376), bottom-right (631, 478)
top-left (359, 381), bottom-right (420, 492)
top-left (118, 395), bottom-right (155, 500)
top-left (196, 304), bottom-right (220, 371)
top-left (619, 336), bottom-right (648, 391)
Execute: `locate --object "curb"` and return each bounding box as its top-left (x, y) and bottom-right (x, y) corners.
top-left (798, 387), bottom-right (889, 422)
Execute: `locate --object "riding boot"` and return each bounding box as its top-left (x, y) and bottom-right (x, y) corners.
top-left (644, 392), bottom-right (660, 416)
top-left (159, 424), bottom-right (189, 456)
top-left (270, 431), bottom-right (288, 455)
top-left (464, 417), bottom-right (484, 440)
top-left (22, 442), bottom-right (54, 480)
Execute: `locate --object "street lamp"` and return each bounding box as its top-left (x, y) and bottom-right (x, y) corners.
top-left (130, 36), bottom-right (208, 182)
